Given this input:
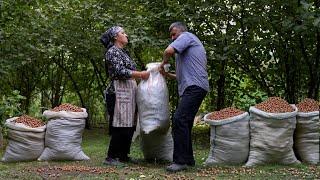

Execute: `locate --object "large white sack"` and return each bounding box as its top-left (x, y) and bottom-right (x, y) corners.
top-left (204, 112), bottom-right (250, 165)
top-left (245, 106), bottom-right (300, 166)
top-left (137, 62), bottom-right (172, 161)
top-left (294, 111), bottom-right (319, 164)
top-left (132, 117), bottom-right (140, 142)
top-left (136, 62), bottom-right (170, 134)
top-left (2, 117), bottom-right (46, 162)
top-left (38, 109), bottom-right (89, 161)
top-left (140, 129), bottom-right (173, 162)
top-left (43, 109), bottom-right (88, 119)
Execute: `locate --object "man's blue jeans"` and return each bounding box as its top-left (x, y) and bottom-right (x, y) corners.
top-left (172, 85), bottom-right (207, 165)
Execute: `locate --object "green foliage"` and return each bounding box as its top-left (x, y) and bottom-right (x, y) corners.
top-left (192, 122), bottom-right (210, 148)
top-left (0, 90), bottom-right (25, 137)
top-left (232, 76), bottom-right (269, 111)
top-left (0, 90), bottom-right (25, 121)
top-left (0, 0), bottom-right (319, 126)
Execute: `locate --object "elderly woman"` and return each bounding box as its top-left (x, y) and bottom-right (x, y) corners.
top-left (100, 26), bottom-right (149, 166)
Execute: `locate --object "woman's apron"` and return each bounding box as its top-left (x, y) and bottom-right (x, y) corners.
top-left (112, 79), bottom-right (137, 127)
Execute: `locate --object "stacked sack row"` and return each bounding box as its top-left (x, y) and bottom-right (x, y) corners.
top-left (204, 97), bottom-right (319, 166)
top-left (1, 103), bottom-right (89, 162)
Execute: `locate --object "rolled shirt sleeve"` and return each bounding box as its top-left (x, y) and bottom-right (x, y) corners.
top-left (170, 33), bottom-right (192, 54)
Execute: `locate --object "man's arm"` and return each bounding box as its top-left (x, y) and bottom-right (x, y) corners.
top-left (159, 45), bottom-right (176, 79)
top-left (161, 45), bottom-right (175, 67)
top-left (164, 72), bottom-right (176, 79)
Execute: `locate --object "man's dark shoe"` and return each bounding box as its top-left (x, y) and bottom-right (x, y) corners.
top-left (187, 162), bottom-right (195, 167)
top-left (119, 157), bottom-right (140, 164)
top-left (126, 157), bottom-right (140, 164)
top-left (166, 163), bottom-right (188, 172)
top-left (103, 157), bottom-right (125, 166)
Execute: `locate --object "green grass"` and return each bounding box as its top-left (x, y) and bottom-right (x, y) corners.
top-left (0, 128), bottom-right (319, 179)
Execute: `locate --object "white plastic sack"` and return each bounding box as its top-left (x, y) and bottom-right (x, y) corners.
top-left (2, 117), bottom-right (46, 162)
top-left (132, 116), bottom-right (141, 142)
top-left (38, 108), bottom-right (90, 161)
top-left (245, 106), bottom-right (300, 166)
top-left (136, 62), bottom-right (170, 134)
top-left (137, 62), bottom-right (172, 161)
top-left (204, 112), bottom-right (250, 165)
top-left (294, 111), bottom-right (319, 164)
top-left (43, 109), bottom-right (88, 119)
top-left (140, 129), bottom-right (173, 162)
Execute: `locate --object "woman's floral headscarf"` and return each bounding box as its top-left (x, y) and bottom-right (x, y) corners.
top-left (100, 26), bottom-right (123, 49)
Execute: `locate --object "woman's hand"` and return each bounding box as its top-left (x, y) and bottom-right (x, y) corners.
top-left (132, 70), bottom-right (149, 80)
top-left (140, 71), bottom-right (150, 80)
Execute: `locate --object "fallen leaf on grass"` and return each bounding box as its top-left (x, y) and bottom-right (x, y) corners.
top-left (196, 166), bottom-right (257, 177)
top-left (29, 165), bottom-right (118, 178)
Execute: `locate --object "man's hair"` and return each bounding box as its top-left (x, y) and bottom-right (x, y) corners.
top-left (169, 22), bottom-right (188, 32)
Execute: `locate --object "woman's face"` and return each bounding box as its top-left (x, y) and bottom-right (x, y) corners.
top-left (115, 28), bottom-right (128, 46)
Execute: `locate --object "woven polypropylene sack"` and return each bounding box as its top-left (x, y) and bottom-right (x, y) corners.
top-left (38, 109), bottom-right (89, 161)
top-left (137, 62), bottom-right (172, 161)
top-left (136, 62), bottom-right (170, 134)
top-left (1, 117), bottom-right (46, 162)
top-left (294, 111), bottom-right (319, 164)
top-left (245, 106), bottom-right (300, 166)
top-left (204, 112), bottom-right (250, 165)
top-left (140, 129), bottom-right (173, 162)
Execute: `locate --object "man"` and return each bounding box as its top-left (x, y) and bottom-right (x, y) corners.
top-left (160, 22), bottom-right (209, 172)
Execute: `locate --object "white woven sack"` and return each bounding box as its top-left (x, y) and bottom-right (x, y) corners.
top-left (136, 62), bottom-right (170, 134)
top-left (38, 109), bottom-right (89, 161)
top-left (245, 106), bottom-right (300, 166)
top-left (2, 117), bottom-right (46, 162)
top-left (294, 111), bottom-right (319, 164)
top-left (43, 108), bottom-right (88, 119)
top-left (140, 129), bottom-right (173, 162)
top-left (204, 112), bottom-right (250, 165)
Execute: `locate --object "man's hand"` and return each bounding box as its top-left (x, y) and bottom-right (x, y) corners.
top-left (161, 45), bottom-right (175, 67)
top-left (158, 65), bottom-right (176, 79)
top-left (159, 61), bottom-right (166, 69)
top-left (159, 65), bottom-right (167, 77)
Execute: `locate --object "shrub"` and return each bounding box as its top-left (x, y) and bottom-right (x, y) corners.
top-left (0, 90), bottom-right (25, 147)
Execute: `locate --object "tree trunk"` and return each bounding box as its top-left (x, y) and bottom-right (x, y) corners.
top-left (216, 59), bottom-right (226, 110)
top-left (285, 48), bottom-right (297, 104)
top-left (22, 92), bottom-right (31, 114)
top-left (54, 59), bottom-right (90, 129)
top-left (0, 127), bottom-right (3, 149)
top-left (41, 91), bottom-right (48, 113)
top-left (309, 29), bottom-right (320, 99)
top-left (314, 0), bottom-right (320, 99)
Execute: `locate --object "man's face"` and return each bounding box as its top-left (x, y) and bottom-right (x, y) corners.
top-left (170, 27), bottom-right (182, 41)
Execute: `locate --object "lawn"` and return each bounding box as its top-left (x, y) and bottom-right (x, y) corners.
top-left (0, 128), bottom-right (319, 179)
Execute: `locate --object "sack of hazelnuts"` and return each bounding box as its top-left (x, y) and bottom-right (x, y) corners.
top-left (294, 98), bottom-right (319, 165)
top-left (245, 97), bottom-right (300, 166)
top-left (203, 107), bottom-right (250, 165)
top-left (38, 103), bottom-right (90, 161)
top-left (2, 115), bottom-right (46, 162)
